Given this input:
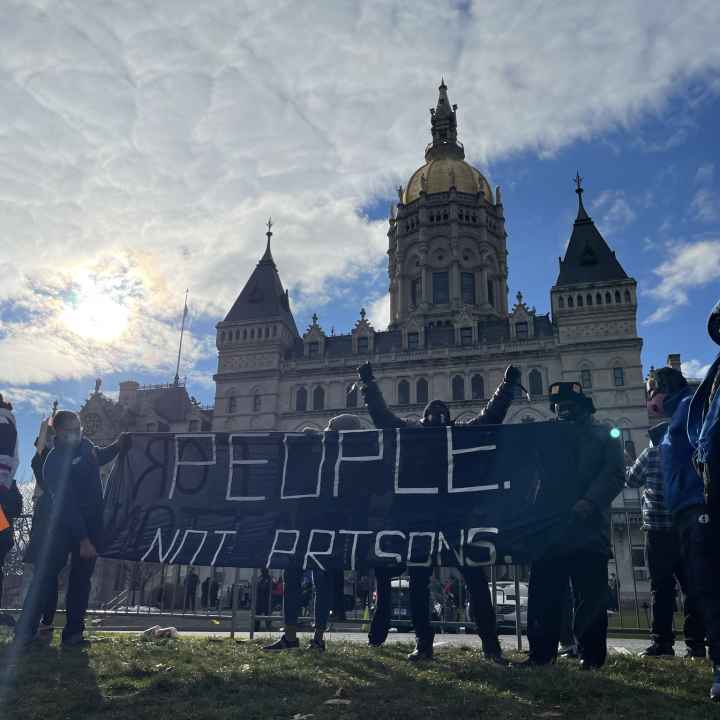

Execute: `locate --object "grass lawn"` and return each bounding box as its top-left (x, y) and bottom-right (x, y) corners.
top-left (1, 633), bottom-right (719, 720)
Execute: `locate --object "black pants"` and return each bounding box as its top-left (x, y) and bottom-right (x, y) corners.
top-left (528, 552), bottom-right (609, 666)
top-left (676, 505), bottom-right (720, 664)
top-left (410, 566), bottom-right (500, 652)
top-left (368, 568), bottom-right (395, 645)
top-left (16, 527), bottom-right (96, 642)
top-left (559, 579), bottom-right (575, 647)
top-left (645, 528), bottom-right (706, 648)
top-left (0, 528), bottom-right (12, 607)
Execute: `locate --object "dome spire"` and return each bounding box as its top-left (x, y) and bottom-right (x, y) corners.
top-left (426, 79), bottom-right (464, 161)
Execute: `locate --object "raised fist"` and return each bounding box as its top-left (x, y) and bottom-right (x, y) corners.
top-left (357, 362), bottom-right (374, 383)
top-left (504, 365), bottom-right (521, 386)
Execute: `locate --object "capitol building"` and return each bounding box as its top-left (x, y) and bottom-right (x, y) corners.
top-left (211, 80), bottom-right (646, 452)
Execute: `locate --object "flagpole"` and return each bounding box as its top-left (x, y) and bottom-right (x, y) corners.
top-left (174, 289), bottom-right (189, 387)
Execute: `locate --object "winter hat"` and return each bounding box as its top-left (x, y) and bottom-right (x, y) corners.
top-left (325, 414), bottom-right (363, 432)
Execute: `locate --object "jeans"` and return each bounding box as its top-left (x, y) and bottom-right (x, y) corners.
top-left (282, 568), bottom-right (333, 630)
top-left (676, 505), bottom-right (720, 664)
top-left (528, 552), bottom-right (609, 667)
top-left (16, 526), bottom-right (96, 642)
top-left (645, 528), bottom-right (705, 648)
top-left (410, 566), bottom-right (500, 653)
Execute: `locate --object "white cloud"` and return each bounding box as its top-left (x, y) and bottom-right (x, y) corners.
top-left (367, 294), bottom-right (391, 330)
top-left (0, 386), bottom-right (73, 414)
top-left (681, 359), bottom-right (713, 379)
top-left (644, 239), bottom-right (720, 323)
top-left (591, 190), bottom-right (636, 236)
top-left (1, 0), bottom-right (720, 387)
top-left (691, 188), bottom-right (719, 222)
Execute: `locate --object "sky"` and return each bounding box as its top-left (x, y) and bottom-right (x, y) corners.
top-left (1, 0), bottom-right (720, 477)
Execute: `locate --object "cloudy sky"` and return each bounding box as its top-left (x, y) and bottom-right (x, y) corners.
top-left (1, 0), bottom-right (720, 474)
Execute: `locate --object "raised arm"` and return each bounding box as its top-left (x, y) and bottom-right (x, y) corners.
top-left (461, 365), bottom-right (521, 426)
top-left (357, 362), bottom-right (407, 430)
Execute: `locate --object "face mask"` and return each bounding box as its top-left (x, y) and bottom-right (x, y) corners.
top-left (57, 431), bottom-right (82, 448)
top-left (555, 402), bottom-right (581, 422)
top-left (647, 394), bottom-right (666, 418)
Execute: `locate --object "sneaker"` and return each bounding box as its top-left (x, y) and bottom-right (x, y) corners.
top-left (306, 638), bottom-right (326, 652)
top-left (407, 646), bottom-right (433, 662)
top-left (685, 645), bottom-right (707, 659)
top-left (262, 634), bottom-right (299, 651)
top-left (61, 633), bottom-right (91, 648)
top-left (484, 651), bottom-right (509, 666)
top-left (711, 665), bottom-right (720, 702)
top-left (558, 644), bottom-right (579, 659)
top-left (639, 642), bottom-right (674, 657)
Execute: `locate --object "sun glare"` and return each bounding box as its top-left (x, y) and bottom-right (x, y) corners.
top-left (60, 279), bottom-right (130, 342)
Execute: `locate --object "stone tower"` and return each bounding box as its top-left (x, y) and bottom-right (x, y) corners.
top-left (213, 221), bottom-right (300, 430)
top-left (551, 174), bottom-right (644, 425)
top-left (388, 79), bottom-right (509, 346)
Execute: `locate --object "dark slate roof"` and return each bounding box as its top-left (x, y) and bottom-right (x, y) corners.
top-left (556, 191), bottom-right (628, 286)
top-left (224, 241), bottom-right (299, 335)
top-left (138, 386), bottom-right (192, 423)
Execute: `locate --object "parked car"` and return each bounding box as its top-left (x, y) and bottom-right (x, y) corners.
top-left (464, 581), bottom-right (528, 634)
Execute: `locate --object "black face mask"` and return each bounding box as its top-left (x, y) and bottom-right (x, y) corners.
top-left (554, 401), bottom-right (587, 422)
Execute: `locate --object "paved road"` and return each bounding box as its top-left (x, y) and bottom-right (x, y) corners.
top-left (112, 628), bottom-right (654, 655)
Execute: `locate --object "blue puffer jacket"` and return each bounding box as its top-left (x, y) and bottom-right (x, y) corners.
top-left (660, 387), bottom-right (705, 515)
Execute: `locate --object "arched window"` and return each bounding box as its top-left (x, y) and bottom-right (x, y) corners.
top-left (265, 327), bottom-right (270, 338)
top-left (624, 289), bottom-right (632, 303)
top-left (346, 384), bottom-right (358, 408)
top-left (614, 290), bottom-right (621, 303)
top-left (416, 378), bottom-right (429, 405)
top-left (296, 387), bottom-right (307, 412)
top-left (243, 329), bottom-right (248, 340)
top-left (250, 328), bottom-right (255, 339)
top-left (235, 329), bottom-right (240, 341)
top-left (253, 393), bottom-right (261, 412)
top-left (558, 296), bottom-right (564, 309)
top-left (220, 331), bottom-right (225, 343)
top-left (568, 296), bottom-right (574, 308)
top-left (596, 293), bottom-right (602, 305)
top-left (605, 291), bottom-right (612, 304)
top-left (227, 393), bottom-right (237, 414)
top-left (398, 380), bottom-right (410, 405)
top-left (529, 369), bottom-right (543, 397)
top-left (452, 375), bottom-right (465, 401)
top-left (613, 367), bottom-right (625, 387)
top-left (586, 294), bottom-right (593, 306)
top-left (313, 386), bottom-right (325, 410)
top-left (272, 325), bottom-right (277, 337)
top-left (471, 374), bottom-right (485, 400)
top-left (487, 279), bottom-right (495, 307)
top-left (577, 295), bottom-right (583, 307)
top-left (581, 368), bottom-right (592, 389)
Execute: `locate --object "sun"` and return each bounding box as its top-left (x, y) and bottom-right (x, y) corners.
top-left (60, 277), bottom-right (130, 342)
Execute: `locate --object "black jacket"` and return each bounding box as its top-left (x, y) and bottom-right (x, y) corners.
top-left (552, 419), bottom-right (625, 559)
top-left (39, 437), bottom-right (121, 544)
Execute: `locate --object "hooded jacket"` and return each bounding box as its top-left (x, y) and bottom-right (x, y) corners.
top-left (660, 387), bottom-right (705, 515)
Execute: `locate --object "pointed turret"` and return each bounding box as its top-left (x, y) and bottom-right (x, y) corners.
top-left (223, 219), bottom-right (298, 335)
top-left (426, 79), bottom-right (464, 161)
top-left (556, 174), bottom-right (628, 285)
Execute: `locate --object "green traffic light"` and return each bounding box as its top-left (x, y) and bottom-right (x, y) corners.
top-left (610, 427), bottom-right (622, 439)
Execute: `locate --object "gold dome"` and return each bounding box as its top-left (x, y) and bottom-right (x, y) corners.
top-left (404, 157), bottom-right (494, 205)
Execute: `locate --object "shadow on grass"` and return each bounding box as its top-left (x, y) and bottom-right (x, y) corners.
top-left (1, 637), bottom-right (719, 720)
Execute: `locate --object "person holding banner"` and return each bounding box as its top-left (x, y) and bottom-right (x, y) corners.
top-left (522, 382), bottom-right (624, 671)
top-left (264, 414), bottom-right (364, 652)
top-left (14, 410), bottom-right (129, 648)
top-left (358, 362), bottom-right (521, 664)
